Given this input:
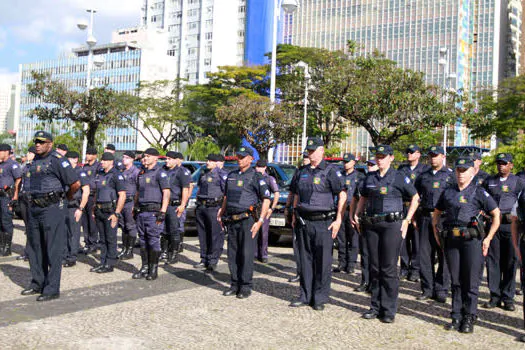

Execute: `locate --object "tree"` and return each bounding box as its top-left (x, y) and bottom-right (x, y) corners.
top-left (27, 71), bottom-right (127, 148)
top-left (186, 135), bottom-right (221, 161)
top-left (216, 94), bottom-right (299, 156)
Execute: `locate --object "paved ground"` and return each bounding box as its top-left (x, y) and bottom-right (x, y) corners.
top-left (0, 220), bottom-right (524, 349)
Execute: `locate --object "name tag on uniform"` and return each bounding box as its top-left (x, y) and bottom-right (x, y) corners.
top-left (313, 177), bottom-right (321, 184)
top-left (237, 180), bottom-right (244, 187)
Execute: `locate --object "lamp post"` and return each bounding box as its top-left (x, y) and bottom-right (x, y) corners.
top-left (438, 48), bottom-right (457, 156)
top-left (268, 0), bottom-right (299, 162)
top-left (295, 61), bottom-right (310, 151)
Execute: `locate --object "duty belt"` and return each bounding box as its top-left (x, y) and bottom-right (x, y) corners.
top-left (420, 208), bottom-right (435, 216)
top-left (300, 211), bottom-right (336, 222)
top-left (500, 213), bottom-right (513, 225)
top-left (0, 187), bottom-right (12, 197)
top-left (96, 202), bottom-right (115, 210)
top-left (364, 212), bottom-right (404, 224)
top-left (68, 199), bottom-right (80, 209)
top-left (139, 203), bottom-right (161, 212)
top-left (444, 226), bottom-right (480, 240)
top-left (169, 199), bottom-right (182, 207)
top-left (222, 211), bottom-right (251, 223)
top-left (31, 191), bottom-right (63, 208)
top-left (197, 198), bottom-right (223, 207)
top-left (125, 196), bottom-right (134, 203)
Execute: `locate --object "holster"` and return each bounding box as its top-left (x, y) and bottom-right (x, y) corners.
top-left (96, 202), bottom-right (116, 214)
top-left (139, 203), bottom-right (161, 212)
top-left (169, 199), bottom-right (182, 207)
top-left (31, 191), bottom-right (63, 208)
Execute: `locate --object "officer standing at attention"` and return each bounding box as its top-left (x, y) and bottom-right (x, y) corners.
top-left (118, 151), bottom-right (140, 260)
top-left (482, 153), bottom-right (524, 311)
top-left (0, 144), bottom-right (22, 256)
top-left (104, 144), bottom-right (124, 171)
top-left (17, 146), bottom-right (36, 261)
top-left (334, 153), bottom-right (362, 274)
top-left (254, 159), bottom-right (279, 263)
top-left (471, 151), bottom-right (489, 186)
top-left (21, 131), bottom-right (80, 301)
top-left (91, 152), bottom-right (126, 273)
top-left (413, 146), bottom-right (453, 302)
top-left (289, 137), bottom-right (346, 311)
top-left (63, 151), bottom-right (90, 267)
top-left (218, 146), bottom-right (270, 299)
top-left (432, 157), bottom-right (500, 333)
top-left (81, 147), bottom-right (101, 254)
top-left (163, 151), bottom-right (191, 264)
top-left (132, 148), bottom-right (170, 281)
top-left (397, 144), bottom-right (430, 282)
top-left (194, 154), bottom-right (226, 271)
top-left (354, 145), bottom-right (420, 323)
top-left (511, 184), bottom-right (525, 341)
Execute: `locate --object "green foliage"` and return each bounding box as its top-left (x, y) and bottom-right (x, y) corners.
top-left (324, 146), bottom-right (342, 157)
top-left (480, 136), bottom-right (525, 175)
top-left (186, 136), bottom-right (221, 161)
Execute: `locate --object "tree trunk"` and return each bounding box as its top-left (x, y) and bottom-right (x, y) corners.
top-left (86, 121), bottom-right (99, 148)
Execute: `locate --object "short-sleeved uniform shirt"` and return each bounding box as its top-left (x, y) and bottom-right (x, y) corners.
top-left (0, 158), bottom-right (22, 189)
top-left (415, 167), bottom-right (456, 210)
top-left (225, 167), bottom-right (270, 214)
top-left (166, 165), bottom-right (191, 201)
top-left (95, 167), bottom-right (126, 203)
top-left (137, 163), bottom-right (170, 205)
top-left (28, 151), bottom-right (78, 195)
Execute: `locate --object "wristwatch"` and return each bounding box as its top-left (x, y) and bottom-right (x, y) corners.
top-left (115, 212), bottom-right (122, 218)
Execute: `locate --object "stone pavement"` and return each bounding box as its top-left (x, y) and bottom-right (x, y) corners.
top-left (0, 220), bottom-right (524, 349)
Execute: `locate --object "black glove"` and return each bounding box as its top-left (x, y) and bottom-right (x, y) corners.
top-left (155, 211), bottom-right (166, 223)
top-left (133, 206), bottom-right (140, 219)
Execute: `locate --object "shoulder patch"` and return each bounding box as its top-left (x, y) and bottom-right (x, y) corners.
top-left (61, 161), bottom-right (70, 168)
top-left (53, 153), bottom-right (63, 159)
top-left (336, 171), bottom-right (342, 177)
top-left (404, 177), bottom-right (411, 184)
top-left (222, 175), bottom-right (227, 180)
top-left (80, 172), bottom-right (87, 177)
top-left (483, 190), bottom-right (490, 197)
top-left (161, 172), bottom-right (167, 178)
top-left (12, 164), bottom-right (18, 169)
top-left (184, 170), bottom-right (190, 175)
top-left (118, 175), bottom-right (124, 180)
top-left (259, 180), bottom-right (267, 186)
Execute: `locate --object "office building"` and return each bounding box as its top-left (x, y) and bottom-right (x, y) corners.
top-left (0, 83), bottom-right (17, 134)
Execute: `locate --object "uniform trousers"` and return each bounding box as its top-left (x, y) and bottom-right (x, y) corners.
top-left (196, 205), bottom-right (223, 265)
top-left (486, 225), bottom-right (517, 303)
top-left (64, 206), bottom-right (81, 263)
top-left (227, 217), bottom-right (255, 292)
top-left (136, 211), bottom-right (164, 252)
top-left (95, 209), bottom-right (118, 267)
top-left (81, 195), bottom-right (99, 248)
top-left (118, 201), bottom-right (137, 238)
top-left (336, 212), bottom-right (358, 269)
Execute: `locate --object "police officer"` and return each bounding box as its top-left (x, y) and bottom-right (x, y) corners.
top-left (104, 144), bottom-right (124, 171)
top-left (0, 144), bottom-right (22, 256)
top-left (354, 145), bottom-right (420, 323)
top-left (132, 148), bottom-right (170, 281)
top-left (63, 151), bottom-right (90, 267)
top-left (397, 144), bottom-right (430, 281)
top-left (414, 146), bottom-right (453, 302)
top-left (366, 157), bottom-right (378, 172)
top-left (162, 151), bottom-right (191, 264)
top-left (90, 152), bottom-right (126, 273)
top-left (118, 151), bottom-right (140, 260)
top-left (433, 157), bottom-right (500, 333)
top-left (218, 146), bottom-right (270, 299)
top-left (194, 154), bottom-right (226, 271)
top-left (17, 146), bottom-right (36, 261)
top-left (289, 137), bottom-right (346, 311)
top-left (334, 153), bottom-right (362, 274)
top-left (511, 187), bottom-right (525, 341)
top-left (56, 144), bottom-right (68, 157)
top-left (81, 147), bottom-right (101, 254)
top-left (21, 131), bottom-right (80, 301)
top-left (255, 159), bottom-right (279, 264)
top-left (482, 153), bottom-right (524, 311)
top-left (471, 151), bottom-right (489, 186)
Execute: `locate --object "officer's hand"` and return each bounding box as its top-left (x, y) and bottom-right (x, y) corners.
top-left (412, 220), bottom-right (418, 230)
top-left (156, 211), bottom-right (166, 225)
top-left (482, 238), bottom-right (491, 257)
top-left (352, 215), bottom-right (361, 234)
top-left (176, 205), bottom-right (184, 217)
top-left (8, 199), bottom-right (17, 212)
top-left (265, 209), bottom-right (273, 220)
top-left (401, 220), bottom-right (409, 239)
top-left (291, 213), bottom-right (295, 228)
top-left (74, 209), bottom-right (83, 223)
top-left (251, 220), bottom-right (263, 238)
top-left (328, 219), bottom-right (342, 239)
top-left (108, 214), bottom-right (118, 228)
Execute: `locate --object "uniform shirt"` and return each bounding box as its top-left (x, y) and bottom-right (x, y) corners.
top-left (0, 158), bottom-right (22, 189)
top-left (436, 182), bottom-right (497, 227)
top-left (483, 173), bottom-right (525, 214)
top-left (359, 167), bottom-right (417, 215)
top-left (197, 166), bottom-right (226, 200)
top-left (82, 160), bottom-right (101, 194)
top-left (262, 172), bottom-right (279, 194)
top-left (166, 165), bottom-right (191, 201)
top-left (28, 150), bottom-right (78, 195)
top-left (342, 169), bottom-right (363, 204)
top-left (137, 164), bottom-right (170, 204)
top-left (398, 162), bottom-right (430, 201)
top-left (95, 167), bottom-right (126, 203)
top-left (473, 169), bottom-right (490, 186)
top-left (121, 165), bottom-right (140, 198)
top-left (290, 160), bottom-right (344, 214)
top-left (72, 167), bottom-right (89, 202)
top-left (21, 162), bottom-right (32, 193)
top-left (225, 167), bottom-right (270, 214)
top-left (414, 166), bottom-right (455, 210)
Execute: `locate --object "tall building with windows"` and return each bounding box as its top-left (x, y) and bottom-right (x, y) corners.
top-left (0, 83), bottom-right (17, 134)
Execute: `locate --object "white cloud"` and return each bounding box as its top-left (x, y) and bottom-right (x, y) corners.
top-left (0, 28), bottom-right (6, 49)
top-left (0, 68), bottom-right (20, 84)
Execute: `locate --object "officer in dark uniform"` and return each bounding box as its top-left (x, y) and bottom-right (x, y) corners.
top-left (162, 151), bottom-right (191, 264)
top-left (255, 159), bottom-right (279, 263)
top-left (132, 148), bottom-right (170, 281)
top-left (397, 144), bottom-right (430, 281)
top-left (194, 153), bottom-right (226, 271)
top-left (334, 152), bottom-right (362, 274)
top-left (289, 137), bottom-right (346, 311)
top-left (21, 131), bottom-right (80, 301)
top-left (433, 157), bottom-right (500, 333)
top-left (63, 151), bottom-right (90, 267)
top-left (511, 188), bottom-right (525, 341)
top-left (17, 146), bottom-right (36, 261)
top-left (104, 144), bottom-right (124, 171)
top-left (414, 146), bottom-right (453, 302)
top-left (118, 151), bottom-right (140, 260)
top-left (516, 169), bottom-right (525, 296)
top-left (0, 144), bottom-right (22, 256)
top-left (482, 153), bottom-right (524, 311)
top-left (218, 146), bottom-right (270, 299)
top-left (91, 152), bottom-right (126, 273)
top-left (470, 151), bottom-right (489, 186)
top-left (81, 147), bottom-right (101, 254)
top-left (355, 145), bottom-right (420, 323)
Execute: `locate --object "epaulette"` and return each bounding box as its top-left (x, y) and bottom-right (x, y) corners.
top-left (52, 151), bottom-right (62, 159)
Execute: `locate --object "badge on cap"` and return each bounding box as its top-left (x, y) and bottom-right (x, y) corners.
top-left (378, 146), bottom-right (384, 151)
top-left (240, 147), bottom-right (245, 152)
top-left (308, 140), bottom-right (313, 145)
top-left (409, 144), bottom-right (415, 148)
top-left (498, 154), bottom-right (505, 159)
top-left (431, 147), bottom-right (436, 151)
top-left (458, 159), bottom-right (465, 164)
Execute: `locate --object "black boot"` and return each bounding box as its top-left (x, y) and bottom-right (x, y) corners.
top-left (122, 236), bottom-right (136, 260)
top-left (132, 248), bottom-right (149, 279)
top-left (146, 249), bottom-right (160, 280)
top-left (3, 233), bottom-right (12, 256)
top-left (166, 236), bottom-right (179, 264)
top-left (160, 235), bottom-right (168, 261)
top-left (118, 232), bottom-right (128, 259)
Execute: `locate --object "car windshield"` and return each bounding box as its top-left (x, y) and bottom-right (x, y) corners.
top-left (280, 165), bottom-right (297, 186)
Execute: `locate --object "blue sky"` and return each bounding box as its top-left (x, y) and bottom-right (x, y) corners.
top-left (0, 0), bottom-right (142, 83)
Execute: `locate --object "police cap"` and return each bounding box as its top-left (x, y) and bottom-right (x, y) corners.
top-left (496, 153), bottom-right (513, 163)
top-left (66, 151), bottom-right (79, 159)
top-left (455, 158), bottom-right (474, 169)
top-left (375, 145), bottom-right (393, 156)
top-left (305, 137), bottom-right (324, 150)
top-left (0, 144), bottom-right (11, 152)
top-left (406, 144), bottom-right (420, 153)
top-left (101, 152), bottom-right (115, 161)
top-left (367, 157), bottom-right (377, 165)
top-left (207, 154), bottom-right (221, 161)
top-left (166, 151), bottom-right (183, 159)
top-left (57, 144), bottom-right (68, 152)
top-left (428, 146), bottom-right (445, 155)
top-left (144, 148), bottom-right (160, 156)
top-left (33, 130), bottom-right (53, 142)
top-left (105, 144), bottom-right (116, 151)
top-left (123, 151), bottom-right (135, 159)
top-left (86, 147), bottom-right (98, 155)
top-left (28, 146), bottom-right (36, 154)
top-left (236, 146), bottom-right (254, 157)
top-left (256, 159), bottom-right (267, 167)
top-left (342, 153), bottom-right (356, 162)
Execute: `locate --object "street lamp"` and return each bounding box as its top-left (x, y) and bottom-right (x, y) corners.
top-left (295, 61), bottom-right (310, 151)
top-left (78, 9), bottom-right (98, 162)
top-left (439, 47), bottom-right (451, 156)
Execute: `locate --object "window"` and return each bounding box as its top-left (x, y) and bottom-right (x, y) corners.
top-left (239, 5), bottom-right (245, 13)
top-left (205, 32), bottom-right (213, 40)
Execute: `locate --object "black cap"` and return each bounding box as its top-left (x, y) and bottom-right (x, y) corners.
top-left (207, 154), bottom-right (221, 161)
top-left (305, 137), bottom-right (324, 150)
top-left (428, 146), bottom-right (445, 155)
top-left (144, 148), bottom-right (160, 156)
top-left (166, 151), bottom-right (183, 159)
top-left (496, 153), bottom-right (513, 163)
top-left (302, 150), bottom-right (309, 158)
top-left (375, 145), bottom-right (393, 156)
top-left (101, 152), bottom-right (115, 161)
top-left (406, 144), bottom-right (420, 153)
top-left (469, 151), bottom-right (482, 160)
top-left (28, 146), bottom-right (36, 154)
top-left (367, 157), bottom-right (377, 165)
top-left (256, 159), bottom-right (267, 167)
top-left (236, 146), bottom-right (254, 157)
top-left (57, 144), bottom-right (68, 151)
top-left (455, 158), bottom-right (474, 169)
top-left (86, 147), bottom-right (98, 155)
top-left (105, 144), bottom-right (116, 151)
top-left (217, 154), bottom-right (225, 162)
top-left (33, 130), bottom-right (53, 142)
top-left (0, 144), bottom-right (11, 152)
top-left (343, 153), bottom-right (355, 162)
top-left (66, 151), bottom-right (79, 159)
top-left (123, 151), bottom-right (135, 159)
